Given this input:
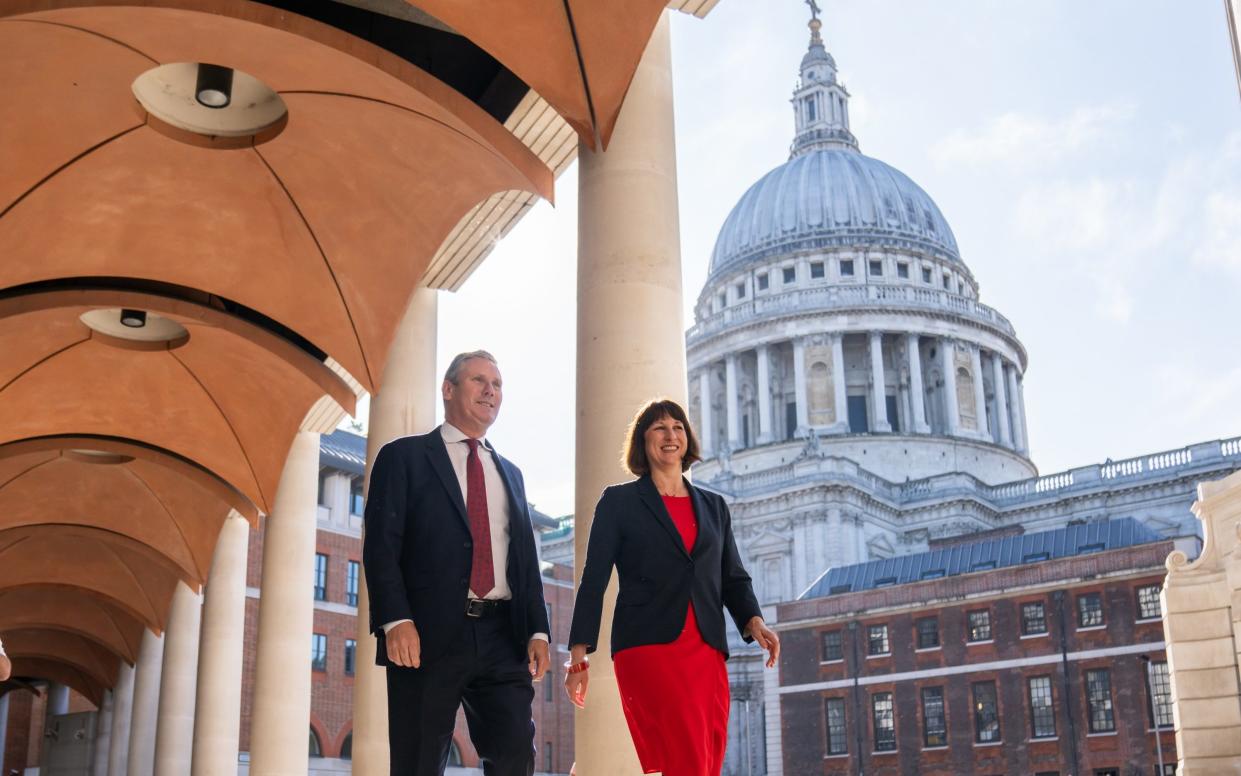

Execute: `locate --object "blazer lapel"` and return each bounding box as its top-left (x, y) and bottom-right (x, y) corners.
top-left (426, 427), bottom-right (471, 534)
top-left (636, 475), bottom-right (691, 559)
top-left (688, 484), bottom-right (717, 559)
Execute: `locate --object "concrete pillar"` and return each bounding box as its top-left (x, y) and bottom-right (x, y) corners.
top-left (970, 345), bottom-right (989, 438)
top-left (940, 338), bottom-right (960, 435)
top-left (48, 683), bottom-right (71, 716)
top-left (868, 332), bottom-right (890, 432)
top-left (107, 662), bottom-right (135, 776)
top-left (249, 430), bottom-right (320, 775)
top-left (698, 369), bottom-right (714, 456)
top-left (154, 582), bottom-right (202, 776)
top-left (831, 334), bottom-right (847, 432)
top-left (906, 333), bottom-right (929, 433)
top-left (756, 345), bottom-right (773, 444)
top-left (1006, 364), bottom-right (1026, 452)
top-left (575, 12), bottom-right (684, 774)
top-left (127, 629), bottom-right (164, 776)
top-left (92, 690), bottom-right (113, 776)
top-left (725, 353), bottom-right (740, 449)
top-left (352, 286), bottom-right (438, 776)
top-left (991, 354), bottom-right (1012, 446)
top-left (192, 513), bottom-right (249, 776)
top-left (793, 337), bottom-right (809, 435)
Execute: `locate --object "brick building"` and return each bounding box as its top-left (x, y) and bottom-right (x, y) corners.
top-left (773, 518), bottom-right (1180, 776)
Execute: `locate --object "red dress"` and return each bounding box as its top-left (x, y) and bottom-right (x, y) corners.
top-left (613, 495), bottom-right (730, 776)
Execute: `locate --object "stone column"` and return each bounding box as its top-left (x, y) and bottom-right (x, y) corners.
top-left (940, 338), bottom-right (960, 434)
top-left (352, 286), bottom-right (438, 776)
top-left (831, 334), bottom-right (848, 432)
top-left (970, 345), bottom-right (989, 438)
top-left (249, 430), bottom-right (320, 775)
top-left (1006, 365), bottom-right (1026, 452)
top-left (1016, 376), bottom-right (1031, 454)
top-left (868, 332), bottom-right (890, 432)
top-left (698, 369), bottom-right (714, 456)
top-left (756, 345), bottom-right (773, 444)
top-left (906, 333), bottom-right (929, 433)
top-left (154, 582), bottom-right (201, 776)
top-left (991, 354), bottom-right (1012, 446)
top-left (792, 337), bottom-right (809, 435)
top-left (127, 629), bottom-right (164, 776)
top-left (725, 353), bottom-right (741, 449)
top-left (191, 512), bottom-right (249, 776)
top-left (107, 662), bottom-right (135, 776)
top-left (48, 683), bottom-right (70, 716)
top-left (575, 12), bottom-right (684, 774)
top-left (92, 690), bottom-right (113, 776)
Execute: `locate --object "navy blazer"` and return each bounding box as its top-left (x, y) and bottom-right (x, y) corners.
top-left (362, 427), bottom-right (550, 665)
top-left (568, 475), bottom-right (762, 658)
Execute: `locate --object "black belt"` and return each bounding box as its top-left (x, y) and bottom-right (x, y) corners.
top-left (465, 598), bottom-right (510, 618)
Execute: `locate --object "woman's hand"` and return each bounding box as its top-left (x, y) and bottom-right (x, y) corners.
top-left (564, 644), bottom-right (590, 708)
top-left (747, 616), bottom-right (781, 668)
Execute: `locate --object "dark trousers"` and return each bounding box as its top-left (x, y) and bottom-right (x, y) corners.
top-left (386, 615), bottom-right (535, 776)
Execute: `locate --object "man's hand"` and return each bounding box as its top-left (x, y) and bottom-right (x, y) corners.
top-left (527, 638), bottom-right (550, 681)
top-left (746, 616), bottom-right (781, 668)
top-left (386, 621), bottom-right (422, 668)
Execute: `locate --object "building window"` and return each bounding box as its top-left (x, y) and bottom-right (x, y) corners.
top-left (736, 281), bottom-right (747, 299)
top-left (943, 273), bottom-right (952, 290)
top-left (967, 610), bottom-right (992, 642)
top-left (1094, 770), bottom-right (1119, 776)
top-left (973, 681), bottom-right (1001, 743)
top-left (921, 686), bottom-right (947, 747)
top-left (1028, 676), bottom-right (1056, 738)
top-left (1077, 593), bottom-right (1104, 628)
top-left (821, 630), bottom-right (843, 662)
top-left (897, 262), bottom-right (910, 279)
top-left (311, 633), bottom-right (327, 672)
top-left (309, 727), bottom-right (323, 757)
top-left (867, 624), bottom-right (889, 656)
top-left (838, 259), bottom-right (853, 277)
top-left (718, 292), bottom-right (726, 309)
top-left (1085, 668), bottom-right (1115, 733)
top-left (344, 639), bottom-right (356, 676)
top-left (1022, 601), bottom-right (1048, 635)
top-left (783, 266), bottom-right (796, 284)
top-left (916, 617), bottom-right (939, 649)
top-left (922, 266), bottom-right (933, 283)
top-left (346, 560), bottom-right (360, 607)
top-left (317, 473), bottom-right (328, 506)
top-left (810, 261), bottom-right (826, 279)
top-left (350, 480), bottom-right (364, 516)
top-left (871, 692), bottom-right (896, 751)
top-left (757, 272), bottom-right (769, 291)
top-left (1148, 661), bottom-right (1173, 728)
top-left (544, 742), bottom-right (553, 771)
top-left (868, 259), bottom-right (883, 276)
top-left (825, 697), bottom-right (847, 755)
top-left (341, 733), bottom-right (352, 759)
top-left (314, 553), bottom-right (328, 601)
top-left (1137, 584), bottom-right (1162, 620)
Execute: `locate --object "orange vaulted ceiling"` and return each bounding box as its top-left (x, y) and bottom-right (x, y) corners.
top-left (407, 0), bottom-right (671, 149)
top-left (0, 1), bottom-right (552, 393)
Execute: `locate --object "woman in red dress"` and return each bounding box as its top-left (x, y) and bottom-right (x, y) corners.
top-left (565, 399), bottom-right (780, 776)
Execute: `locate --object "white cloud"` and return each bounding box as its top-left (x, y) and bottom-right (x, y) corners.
top-left (931, 104), bottom-right (1135, 170)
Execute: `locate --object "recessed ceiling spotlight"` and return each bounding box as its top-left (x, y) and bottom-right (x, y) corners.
top-left (119, 309), bottom-right (147, 328)
top-left (195, 63), bottom-right (234, 109)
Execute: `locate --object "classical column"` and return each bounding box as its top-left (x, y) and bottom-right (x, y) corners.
top-left (107, 662), bottom-right (135, 776)
top-left (991, 354), bottom-right (1012, 446)
top-left (154, 582), bottom-right (201, 776)
top-left (725, 353), bottom-right (740, 449)
top-left (831, 334), bottom-right (847, 432)
top-left (575, 11), bottom-right (684, 774)
top-left (906, 333), bottom-right (929, 433)
top-left (792, 337), bottom-right (809, 435)
top-left (1016, 376), bottom-right (1031, 454)
top-left (940, 338), bottom-right (960, 434)
top-left (249, 430), bottom-right (320, 775)
top-left (352, 287), bottom-right (438, 775)
top-left (1006, 365), bottom-right (1027, 452)
top-left (970, 345), bottom-right (989, 438)
top-left (868, 332), bottom-right (891, 432)
top-left (48, 683), bottom-right (70, 716)
top-left (698, 369), bottom-right (714, 456)
top-left (756, 345), bottom-right (773, 444)
top-left (92, 690), bottom-right (113, 776)
top-left (127, 629), bottom-right (164, 776)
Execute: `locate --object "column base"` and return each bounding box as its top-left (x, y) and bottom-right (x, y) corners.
top-left (873, 422), bottom-right (892, 433)
top-left (756, 433), bottom-right (773, 445)
top-left (913, 423), bottom-right (932, 434)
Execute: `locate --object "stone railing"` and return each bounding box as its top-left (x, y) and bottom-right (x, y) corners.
top-left (686, 283), bottom-right (1017, 342)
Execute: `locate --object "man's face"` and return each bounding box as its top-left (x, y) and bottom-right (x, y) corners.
top-left (442, 357), bottom-right (503, 436)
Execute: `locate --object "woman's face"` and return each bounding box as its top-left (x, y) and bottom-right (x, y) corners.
top-left (644, 413), bottom-right (688, 471)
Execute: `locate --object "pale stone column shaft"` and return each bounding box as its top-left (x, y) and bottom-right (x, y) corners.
top-left (970, 345), bottom-right (989, 437)
top-left (1016, 376), bottom-right (1031, 454)
top-left (906, 333), bottom-right (929, 433)
top-left (92, 690), bottom-right (113, 776)
top-left (154, 582), bottom-right (202, 776)
top-left (127, 628), bottom-right (164, 776)
top-left (249, 430), bottom-right (320, 775)
top-left (868, 332), bottom-right (890, 431)
top-left (831, 334), bottom-right (847, 431)
top-left (991, 354), bottom-right (1012, 446)
top-left (940, 338), bottom-right (960, 434)
top-left (48, 683), bottom-right (70, 716)
top-left (698, 369), bottom-right (714, 455)
top-left (725, 353), bottom-right (740, 448)
top-left (1006, 365), bottom-right (1026, 452)
top-left (107, 662), bottom-right (136, 776)
top-left (575, 12), bottom-right (683, 774)
top-left (756, 345), bottom-right (773, 443)
top-left (191, 512), bottom-right (249, 776)
top-left (793, 337), bottom-right (809, 434)
top-left (352, 286), bottom-right (438, 776)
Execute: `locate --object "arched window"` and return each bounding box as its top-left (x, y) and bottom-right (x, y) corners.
top-left (956, 366), bottom-right (977, 430)
top-left (808, 361), bottom-right (833, 426)
top-left (341, 732), bottom-right (352, 760)
top-left (309, 727), bottom-right (322, 758)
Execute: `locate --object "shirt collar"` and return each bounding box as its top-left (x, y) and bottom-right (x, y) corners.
top-left (442, 421), bottom-right (491, 450)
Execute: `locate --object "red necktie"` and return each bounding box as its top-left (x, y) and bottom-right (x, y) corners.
top-left (465, 439), bottom-right (495, 597)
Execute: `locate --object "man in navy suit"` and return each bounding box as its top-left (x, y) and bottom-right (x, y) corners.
top-left (363, 350), bottom-right (550, 776)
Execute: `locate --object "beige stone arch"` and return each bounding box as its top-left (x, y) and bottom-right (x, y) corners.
top-left (5, 657), bottom-right (107, 707)
top-left (0, 588), bottom-right (143, 664)
top-left (2, 629), bottom-right (121, 690)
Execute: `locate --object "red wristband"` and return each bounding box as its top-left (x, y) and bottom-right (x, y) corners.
top-left (564, 658), bottom-right (589, 674)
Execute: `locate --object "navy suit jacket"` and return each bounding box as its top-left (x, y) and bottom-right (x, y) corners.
top-left (362, 427), bottom-right (550, 665)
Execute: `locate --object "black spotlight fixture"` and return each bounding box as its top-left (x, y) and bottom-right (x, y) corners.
top-left (120, 309), bottom-right (147, 329)
top-left (195, 63), bottom-right (234, 109)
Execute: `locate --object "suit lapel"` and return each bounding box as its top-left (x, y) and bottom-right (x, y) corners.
top-left (426, 427), bottom-right (471, 534)
top-left (636, 475), bottom-right (691, 559)
top-left (688, 484), bottom-right (717, 559)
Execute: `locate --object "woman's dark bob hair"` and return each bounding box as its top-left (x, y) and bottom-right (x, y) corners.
top-left (623, 398), bottom-right (702, 476)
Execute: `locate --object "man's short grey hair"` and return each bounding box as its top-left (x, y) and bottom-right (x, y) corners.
top-left (443, 350), bottom-right (498, 384)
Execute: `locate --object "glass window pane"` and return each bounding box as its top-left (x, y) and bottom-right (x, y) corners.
top-left (825, 697), bottom-right (847, 755)
top-left (867, 624), bottom-right (889, 655)
top-left (314, 554), bottom-right (328, 602)
top-left (1137, 585), bottom-right (1162, 620)
top-left (346, 560), bottom-right (360, 607)
top-left (973, 681), bottom-right (1001, 742)
top-left (311, 633), bottom-right (327, 671)
top-left (1028, 676), bottom-right (1056, 738)
top-left (916, 617), bottom-right (939, 649)
top-left (821, 630), bottom-right (843, 661)
top-left (922, 686), bottom-right (946, 747)
top-left (968, 610), bottom-right (992, 642)
top-left (811, 261), bottom-right (826, 279)
top-left (1149, 661), bottom-right (1173, 728)
top-left (783, 266), bottom-right (796, 283)
top-left (838, 260), bottom-right (853, 277)
top-left (1078, 593), bottom-right (1104, 627)
top-left (1086, 669), bottom-right (1115, 732)
top-left (1022, 602), bottom-right (1047, 635)
top-left (871, 692), bottom-right (895, 751)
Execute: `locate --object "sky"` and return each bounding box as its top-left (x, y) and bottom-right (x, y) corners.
top-left (355, 1), bottom-right (1241, 518)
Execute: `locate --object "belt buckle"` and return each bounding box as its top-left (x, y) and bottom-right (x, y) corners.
top-left (465, 598), bottom-right (485, 618)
